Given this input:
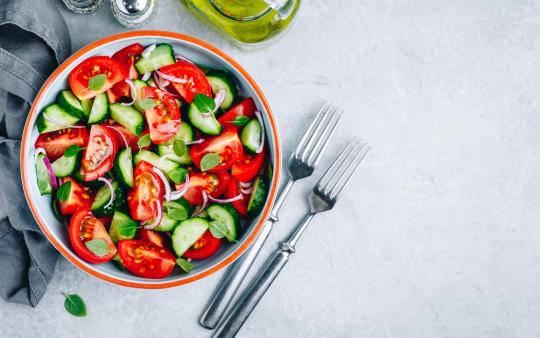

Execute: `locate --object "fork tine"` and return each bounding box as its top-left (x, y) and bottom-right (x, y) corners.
top-left (298, 103), bottom-right (335, 161)
top-left (292, 102), bottom-right (330, 159)
top-left (328, 142), bottom-right (370, 199)
top-left (305, 108), bottom-right (343, 166)
top-left (316, 140), bottom-right (358, 192)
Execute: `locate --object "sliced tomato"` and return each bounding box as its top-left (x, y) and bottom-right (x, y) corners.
top-left (110, 81), bottom-right (130, 98)
top-left (179, 171), bottom-right (224, 205)
top-left (140, 87), bottom-right (181, 144)
top-left (34, 128), bottom-right (88, 161)
top-left (112, 43), bottom-right (144, 80)
top-left (139, 229), bottom-right (168, 248)
top-left (225, 177), bottom-right (248, 217)
top-left (231, 148), bottom-right (266, 183)
top-left (106, 89), bottom-right (120, 104)
top-left (128, 161), bottom-right (164, 222)
top-left (103, 121), bottom-right (140, 150)
top-left (58, 177), bottom-right (93, 215)
top-left (68, 56), bottom-right (126, 100)
top-left (82, 125), bottom-right (117, 181)
top-left (159, 61), bottom-right (212, 103)
top-left (69, 208), bottom-right (116, 264)
top-left (183, 230), bottom-right (222, 260)
top-left (218, 98), bottom-right (256, 130)
top-left (117, 240), bottom-right (175, 279)
top-left (190, 128), bottom-right (243, 173)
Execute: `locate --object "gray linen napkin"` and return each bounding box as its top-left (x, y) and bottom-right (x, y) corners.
top-left (0, 0), bottom-right (71, 307)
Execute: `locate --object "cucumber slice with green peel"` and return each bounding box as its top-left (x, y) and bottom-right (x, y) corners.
top-left (247, 176), bottom-right (268, 216)
top-left (109, 210), bottom-right (139, 243)
top-left (132, 79), bottom-right (149, 113)
top-left (57, 90), bottom-right (84, 119)
top-left (87, 92), bottom-right (108, 124)
top-left (188, 103), bottom-right (222, 135)
top-left (109, 103), bottom-right (144, 136)
top-left (81, 99), bottom-right (93, 117)
top-left (36, 104), bottom-right (81, 133)
top-left (114, 148), bottom-right (134, 188)
top-left (207, 204), bottom-right (239, 242)
top-left (156, 199), bottom-right (191, 232)
top-left (172, 218), bottom-right (209, 257)
top-left (135, 44), bottom-right (175, 74)
top-left (51, 153), bottom-right (78, 178)
top-left (134, 149), bottom-right (179, 176)
top-left (155, 214), bottom-right (178, 233)
top-left (197, 210), bottom-right (209, 219)
top-left (240, 119), bottom-right (262, 153)
top-left (157, 144), bottom-right (193, 165)
top-left (35, 154), bottom-right (52, 195)
top-left (91, 180), bottom-right (125, 217)
top-left (206, 70), bottom-right (238, 110)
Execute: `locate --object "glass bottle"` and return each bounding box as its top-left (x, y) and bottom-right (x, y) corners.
top-left (184, 0), bottom-right (301, 49)
top-left (62, 0), bottom-right (105, 14)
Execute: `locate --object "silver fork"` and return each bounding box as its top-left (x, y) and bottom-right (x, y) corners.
top-left (212, 140), bottom-right (370, 338)
top-left (199, 103), bottom-right (343, 329)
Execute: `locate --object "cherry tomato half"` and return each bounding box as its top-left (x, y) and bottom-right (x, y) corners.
top-left (139, 229), bottom-right (168, 248)
top-left (57, 177), bottom-right (93, 215)
top-left (180, 171), bottom-right (230, 205)
top-left (231, 148), bottom-right (266, 183)
top-left (159, 61), bottom-right (212, 103)
top-left (34, 128), bottom-right (88, 161)
top-left (112, 43), bottom-right (144, 80)
top-left (128, 161), bottom-right (164, 222)
top-left (190, 128), bottom-right (243, 173)
top-left (82, 125), bottom-right (118, 181)
top-left (68, 56), bottom-right (126, 100)
top-left (225, 177), bottom-right (249, 217)
top-left (69, 208), bottom-right (116, 264)
top-left (118, 240), bottom-right (175, 279)
top-left (141, 87), bottom-right (181, 144)
top-left (218, 98), bottom-right (256, 130)
top-left (183, 230), bottom-right (222, 260)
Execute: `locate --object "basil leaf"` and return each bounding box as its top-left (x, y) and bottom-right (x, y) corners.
top-left (168, 167), bottom-right (187, 184)
top-left (88, 74), bottom-right (107, 91)
top-left (176, 258), bottom-right (193, 273)
top-left (166, 203), bottom-right (188, 221)
top-left (208, 221), bottom-right (236, 242)
top-left (118, 224), bottom-right (140, 238)
top-left (200, 152), bottom-right (221, 172)
top-left (84, 238), bottom-right (109, 257)
top-left (137, 134), bottom-right (151, 148)
top-left (64, 145), bottom-right (83, 157)
top-left (193, 94), bottom-right (215, 113)
top-left (230, 116), bottom-right (250, 127)
top-left (63, 293), bottom-right (86, 317)
top-left (173, 139), bottom-right (186, 157)
top-left (57, 181), bottom-right (71, 202)
top-left (139, 98), bottom-right (156, 111)
top-left (52, 198), bottom-right (62, 221)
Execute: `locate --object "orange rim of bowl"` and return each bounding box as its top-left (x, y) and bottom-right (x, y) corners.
top-left (20, 30), bottom-right (281, 288)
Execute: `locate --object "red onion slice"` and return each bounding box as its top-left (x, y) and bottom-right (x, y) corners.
top-left (207, 194), bottom-right (243, 204)
top-left (239, 181), bottom-right (253, 188)
top-left (170, 174), bottom-right (190, 200)
top-left (175, 53), bottom-right (195, 64)
top-left (213, 89), bottom-right (226, 111)
top-left (254, 110), bottom-right (265, 153)
top-left (156, 70), bottom-right (188, 84)
top-left (120, 79), bottom-right (137, 107)
top-left (142, 200), bottom-right (163, 230)
top-left (98, 177), bottom-right (115, 209)
top-left (152, 167), bottom-right (171, 202)
top-left (186, 139), bottom-right (205, 145)
top-left (43, 115), bottom-right (85, 129)
top-left (141, 72), bottom-right (151, 81)
top-left (192, 191), bottom-right (209, 217)
top-left (35, 148), bottom-right (58, 190)
top-left (106, 125), bottom-right (129, 149)
top-left (153, 72), bottom-right (181, 97)
top-left (141, 44), bottom-right (156, 58)
top-left (240, 187), bottom-right (253, 195)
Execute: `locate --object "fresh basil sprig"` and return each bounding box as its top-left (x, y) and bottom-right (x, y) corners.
top-left (200, 152), bottom-right (221, 172)
top-left (63, 293), bottom-right (86, 317)
top-left (88, 74), bottom-right (106, 91)
top-left (193, 94), bottom-right (215, 113)
top-left (137, 134), bottom-right (151, 148)
top-left (208, 221), bottom-right (236, 242)
top-left (176, 258), bottom-right (193, 273)
top-left (64, 145), bottom-right (84, 157)
top-left (57, 181), bottom-right (72, 202)
top-left (84, 238), bottom-right (109, 257)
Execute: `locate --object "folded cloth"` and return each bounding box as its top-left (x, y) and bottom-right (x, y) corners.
top-left (0, 0), bottom-right (71, 307)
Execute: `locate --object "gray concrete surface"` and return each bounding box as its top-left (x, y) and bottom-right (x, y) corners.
top-left (2, 0), bottom-right (540, 337)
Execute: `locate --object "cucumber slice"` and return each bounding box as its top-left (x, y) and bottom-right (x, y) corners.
top-left (81, 99), bottom-right (93, 117)
top-left (114, 148), bottom-right (134, 188)
top-left (156, 123), bottom-right (194, 164)
top-left (35, 153), bottom-right (52, 195)
top-left (51, 153), bottom-right (78, 177)
top-left (132, 79), bottom-right (149, 113)
top-left (240, 119), bottom-right (262, 153)
top-left (188, 103), bottom-right (222, 135)
top-left (91, 180), bottom-right (125, 217)
top-left (135, 44), bottom-right (175, 74)
top-left (156, 199), bottom-right (191, 232)
top-left (207, 204), bottom-right (239, 242)
top-left (109, 210), bottom-right (139, 243)
top-left (36, 104), bottom-right (80, 133)
top-left (155, 214), bottom-right (178, 233)
top-left (172, 218), bottom-right (209, 257)
top-left (206, 70), bottom-right (238, 110)
top-left (88, 92), bottom-right (108, 124)
top-left (247, 176), bottom-right (268, 216)
top-left (57, 90), bottom-right (84, 119)
top-left (109, 103), bottom-right (144, 136)
top-left (134, 149), bottom-right (179, 175)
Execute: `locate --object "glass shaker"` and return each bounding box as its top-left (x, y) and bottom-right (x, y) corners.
top-left (184, 0), bottom-right (301, 48)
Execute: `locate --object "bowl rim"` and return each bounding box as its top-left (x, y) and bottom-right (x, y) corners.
top-left (20, 30), bottom-right (281, 288)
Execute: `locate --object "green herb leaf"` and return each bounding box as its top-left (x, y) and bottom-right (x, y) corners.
top-left (52, 198), bottom-right (62, 221)
top-left (64, 145), bottom-right (83, 157)
top-left (63, 293), bottom-right (86, 317)
top-left (230, 116), bottom-right (250, 127)
top-left (208, 221), bottom-right (227, 239)
top-left (166, 203), bottom-right (188, 221)
top-left (139, 98), bottom-right (156, 111)
top-left (88, 74), bottom-right (107, 91)
top-left (193, 94), bottom-right (215, 113)
top-left (168, 167), bottom-right (187, 184)
top-left (57, 181), bottom-right (72, 202)
top-left (137, 134), bottom-right (151, 148)
top-left (84, 238), bottom-right (109, 257)
top-left (173, 139), bottom-right (186, 157)
top-left (176, 258), bottom-right (193, 273)
top-left (200, 152), bottom-right (221, 172)
top-left (118, 224), bottom-right (140, 238)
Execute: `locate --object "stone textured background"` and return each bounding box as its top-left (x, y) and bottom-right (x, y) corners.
top-left (2, 0), bottom-right (540, 337)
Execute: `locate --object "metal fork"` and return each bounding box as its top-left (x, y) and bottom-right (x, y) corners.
top-left (199, 103), bottom-right (343, 329)
top-left (212, 140), bottom-right (370, 338)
